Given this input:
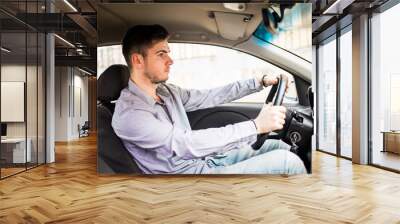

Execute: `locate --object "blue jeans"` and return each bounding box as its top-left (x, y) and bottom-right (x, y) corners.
top-left (203, 139), bottom-right (306, 175)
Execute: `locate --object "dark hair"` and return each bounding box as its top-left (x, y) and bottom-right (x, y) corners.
top-left (122, 24), bottom-right (169, 70)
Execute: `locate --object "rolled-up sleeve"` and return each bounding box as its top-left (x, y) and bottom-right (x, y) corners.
top-left (112, 108), bottom-right (258, 159)
top-left (175, 78), bottom-right (263, 112)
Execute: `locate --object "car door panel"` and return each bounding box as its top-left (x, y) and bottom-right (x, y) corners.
top-left (188, 103), bottom-right (261, 130)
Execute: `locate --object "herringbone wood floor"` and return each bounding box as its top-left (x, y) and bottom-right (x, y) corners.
top-left (1, 135), bottom-right (400, 224)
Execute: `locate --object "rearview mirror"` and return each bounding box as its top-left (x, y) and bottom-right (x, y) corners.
top-left (262, 4), bottom-right (295, 34)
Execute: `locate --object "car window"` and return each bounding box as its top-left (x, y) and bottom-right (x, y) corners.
top-left (97, 44), bottom-right (298, 104)
top-left (168, 43), bottom-right (298, 103)
top-left (97, 45), bottom-right (125, 76)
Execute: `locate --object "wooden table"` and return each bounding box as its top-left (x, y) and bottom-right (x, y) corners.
top-left (381, 131), bottom-right (400, 154)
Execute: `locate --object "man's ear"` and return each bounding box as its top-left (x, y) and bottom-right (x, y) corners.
top-left (131, 53), bottom-right (144, 69)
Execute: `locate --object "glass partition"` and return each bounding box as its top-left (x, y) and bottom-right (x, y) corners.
top-left (317, 36), bottom-right (337, 155)
top-left (339, 28), bottom-right (352, 158)
top-left (371, 3), bottom-right (400, 171)
top-left (0, 1), bottom-right (46, 179)
top-left (1, 6), bottom-right (28, 177)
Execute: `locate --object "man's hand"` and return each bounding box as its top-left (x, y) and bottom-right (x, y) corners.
top-left (253, 103), bottom-right (286, 134)
top-left (258, 74), bottom-right (290, 92)
top-left (259, 74), bottom-right (278, 87)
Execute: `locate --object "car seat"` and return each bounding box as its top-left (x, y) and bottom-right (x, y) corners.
top-left (97, 64), bottom-right (142, 174)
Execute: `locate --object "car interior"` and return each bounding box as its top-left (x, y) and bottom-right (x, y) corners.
top-left (96, 3), bottom-right (313, 174)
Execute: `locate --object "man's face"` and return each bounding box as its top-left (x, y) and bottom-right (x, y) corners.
top-left (142, 39), bottom-right (173, 84)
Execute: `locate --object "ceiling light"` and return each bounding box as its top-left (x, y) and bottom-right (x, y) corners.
top-left (78, 67), bottom-right (92, 76)
top-left (54, 34), bottom-right (75, 48)
top-left (76, 48), bottom-right (86, 55)
top-left (1, 47), bottom-right (11, 53)
top-left (63, 0), bottom-right (78, 12)
top-left (323, 0), bottom-right (354, 15)
top-left (75, 43), bottom-right (85, 48)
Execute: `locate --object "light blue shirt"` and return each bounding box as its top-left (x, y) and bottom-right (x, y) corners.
top-left (112, 78), bottom-right (264, 174)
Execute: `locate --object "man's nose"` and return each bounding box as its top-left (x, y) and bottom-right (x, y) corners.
top-left (167, 55), bottom-right (174, 65)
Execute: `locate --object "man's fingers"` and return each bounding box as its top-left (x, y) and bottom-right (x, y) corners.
top-left (262, 103), bottom-right (272, 110)
top-left (279, 112), bottom-right (286, 120)
top-left (275, 120), bottom-right (284, 130)
top-left (275, 106), bottom-right (287, 113)
top-left (271, 112), bottom-right (286, 128)
top-left (257, 102), bottom-right (287, 132)
top-left (272, 110), bottom-right (285, 119)
top-left (280, 74), bottom-right (290, 94)
top-left (279, 115), bottom-right (286, 123)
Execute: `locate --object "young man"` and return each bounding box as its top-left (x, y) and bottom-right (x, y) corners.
top-left (112, 24), bottom-right (306, 174)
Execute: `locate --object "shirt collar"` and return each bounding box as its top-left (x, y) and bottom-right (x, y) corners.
top-left (128, 79), bottom-right (171, 106)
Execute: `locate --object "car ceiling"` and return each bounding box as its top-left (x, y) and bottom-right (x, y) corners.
top-left (98, 3), bottom-right (267, 47)
top-left (97, 3), bottom-right (313, 82)
top-left (1, 1), bottom-right (314, 79)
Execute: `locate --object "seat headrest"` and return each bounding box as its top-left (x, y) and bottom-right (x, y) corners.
top-left (97, 64), bottom-right (130, 102)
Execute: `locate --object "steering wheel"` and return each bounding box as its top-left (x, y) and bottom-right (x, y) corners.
top-left (252, 74), bottom-right (289, 149)
top-left (266, 74), bottom-right (288, 106)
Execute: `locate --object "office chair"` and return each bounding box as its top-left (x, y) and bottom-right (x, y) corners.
top-left (78, 121), bottom-right (90, 138)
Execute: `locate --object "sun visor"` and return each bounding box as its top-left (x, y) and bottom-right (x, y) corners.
top-left (213, 12), bottom-right (252, 41)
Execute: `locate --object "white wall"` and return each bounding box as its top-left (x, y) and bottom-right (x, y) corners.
top-left (71, 72), bottom-right (89, 138)
top-left (1, 65), bottom-right (25, 139)
top-left (54, 66), bottom-right (89, 141)
top-left (55, 66), bottom-right (69, 141)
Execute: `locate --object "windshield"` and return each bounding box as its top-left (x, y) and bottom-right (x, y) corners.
top-left (253, 3), bottom-right (312, 62)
